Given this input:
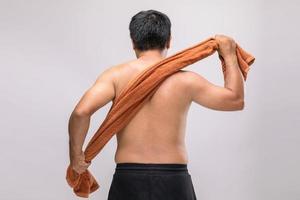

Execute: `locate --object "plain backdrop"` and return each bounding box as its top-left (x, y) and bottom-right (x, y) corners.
top-left (1, 0), bottom-right (299, 200)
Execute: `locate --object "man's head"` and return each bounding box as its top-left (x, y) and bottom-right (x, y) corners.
top-left (129, 10), bottom-right (171, 56)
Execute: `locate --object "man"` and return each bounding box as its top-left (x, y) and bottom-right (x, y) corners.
top-left (68, 9), bottom-right (244, 200)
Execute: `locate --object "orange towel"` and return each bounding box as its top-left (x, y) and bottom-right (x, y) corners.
top-left (66, 36), bottom-right (255, 198)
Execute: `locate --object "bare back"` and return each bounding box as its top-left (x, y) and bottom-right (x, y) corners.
top-left (69, 34), bottom-right (244, 174)
top-left (112, 59), bottom-right (192, 164)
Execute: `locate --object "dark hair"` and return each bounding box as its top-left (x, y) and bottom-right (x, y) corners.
top-left (129, 10), bottom-right (171, 51)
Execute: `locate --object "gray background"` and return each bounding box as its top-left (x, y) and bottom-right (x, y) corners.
top-left (1, 0), bottom-right (299, 199)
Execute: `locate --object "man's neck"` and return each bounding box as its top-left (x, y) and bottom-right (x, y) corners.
top-left (136, 49), bottom-right (167, 61)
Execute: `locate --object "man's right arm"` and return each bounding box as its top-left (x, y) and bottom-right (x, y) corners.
top-left (186, 35), bottom-right (245, 111)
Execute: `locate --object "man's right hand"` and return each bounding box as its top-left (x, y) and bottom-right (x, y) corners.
top-left (214, 34), bottom-right (237, 60)
top-left (70, 150), bottom-right (91, 174)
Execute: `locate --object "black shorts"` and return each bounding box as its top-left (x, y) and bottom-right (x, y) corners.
top-left (107, 162), bottom-right (197, 200)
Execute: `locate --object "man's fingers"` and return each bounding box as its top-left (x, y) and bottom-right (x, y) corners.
top-left (72, 167), bottom-right (85, 174)
top-left (73, 166), bottom-right (88, 174)
top-left (83, 162), bottom-right (91, 167)
top-left (72, 163), bottom-right (90, 174)
top-left (82, 160), bottom-right (91, 165)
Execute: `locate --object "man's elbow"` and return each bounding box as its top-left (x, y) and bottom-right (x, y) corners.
top-left (72, 108), bottom-right (92, 117)
top-left (235, 99), bottom-right (245, 110)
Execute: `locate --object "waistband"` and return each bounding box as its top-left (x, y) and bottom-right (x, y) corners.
top-left (115, 162), bottom-right (188, 172)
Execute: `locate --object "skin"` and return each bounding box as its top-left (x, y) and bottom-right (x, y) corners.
top-left (68, 34), bottom-right (245, 174)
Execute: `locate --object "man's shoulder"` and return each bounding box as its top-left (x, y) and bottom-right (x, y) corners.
top-left (104, 59), bottom-right (136, 74)
top-left (169, 69), bottom-right (196, 85)
top-left (175, 70), bottom-right (206, 86)
top-left (95, 59), bottom-right (137, 86)
top-left (164, 69), bottom-right (207, 96)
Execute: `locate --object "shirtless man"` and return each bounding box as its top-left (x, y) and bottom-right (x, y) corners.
top-left (68, 10), bottom-right (244, 200)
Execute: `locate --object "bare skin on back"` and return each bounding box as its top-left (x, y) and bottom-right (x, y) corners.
top-left (68, 34), bottom-right (245, 174)
top-left (113, 59), bottom-right (191, 164)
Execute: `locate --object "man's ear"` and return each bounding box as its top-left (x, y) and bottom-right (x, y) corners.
top-left (131, 40), bottom-right (136, 50)
top-left (166, 35), bottom-right (171, 49)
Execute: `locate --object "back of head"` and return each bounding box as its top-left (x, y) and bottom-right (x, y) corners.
top-left (129, 10), bottom-right (172, 52)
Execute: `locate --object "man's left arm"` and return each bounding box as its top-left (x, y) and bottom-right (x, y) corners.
top-left (68, 68), bottom-right (116, 174)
